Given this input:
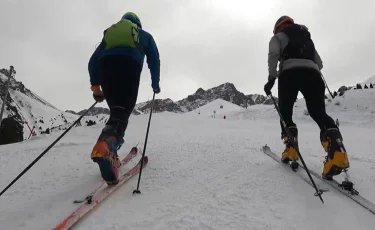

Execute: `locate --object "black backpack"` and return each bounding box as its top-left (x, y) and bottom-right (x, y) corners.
top-left (280, 24), bottom-right (315, 62)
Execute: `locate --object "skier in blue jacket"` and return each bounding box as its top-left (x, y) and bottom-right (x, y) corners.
top-left (88, 12), bottom-right (160, 184)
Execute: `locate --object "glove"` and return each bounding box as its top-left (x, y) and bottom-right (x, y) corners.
top-left (91, 85), bottom-right (105, 102)
top-left (153, 87), bottom-right (161, 94)
top-left (264, 78), bottom-right (276, 96)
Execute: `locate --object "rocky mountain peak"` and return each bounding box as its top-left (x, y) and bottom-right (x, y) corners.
top-left (195, 87), bottom-right (205, 95)
top-left (69, 82), bottom-right (276, 116)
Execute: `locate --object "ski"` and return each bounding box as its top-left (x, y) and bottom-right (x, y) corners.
top-left (262, 145), bottom-right (375, 216)
top-left (261, 145), bottom-right (329, 194)
top-left (73, 146), bottom-right (140, 204)
top-left (52, 156), bottom-right (148, 230)
top-left (296, 159), bottom-right (375, 215)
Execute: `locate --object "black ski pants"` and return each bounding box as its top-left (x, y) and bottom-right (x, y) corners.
top-left (98, 55), bottom-right (142, 140)
top-left (278, 67), bottom-right (336, 137)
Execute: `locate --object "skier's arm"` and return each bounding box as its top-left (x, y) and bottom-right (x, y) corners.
top-left (88, 34), bottom-right (107, 86)
top-left (268, 35), bottom-right (280, 80)
top-left (314, 49), bottom-right (323, 70)
top-left (143, 31), bottom-right (160, 89)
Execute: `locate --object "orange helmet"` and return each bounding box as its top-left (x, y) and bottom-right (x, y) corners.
top-left (273, 16), bottom-right (294, 34)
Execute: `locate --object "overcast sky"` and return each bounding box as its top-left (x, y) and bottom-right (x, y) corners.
top-left (0, 0), bottom-right (374, 111)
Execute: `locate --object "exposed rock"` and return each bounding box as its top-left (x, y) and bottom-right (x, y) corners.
top-left (0, 116), bottom-right (24, 144)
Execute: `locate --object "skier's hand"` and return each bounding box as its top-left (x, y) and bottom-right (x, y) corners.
top-left (153, 87), bottom-right (161, 94)
top-left (93, 92), bottom-right (105, 103)
top-left (264, 78), bottom-right (276, 96)
top-left (91, 85), bottom-right (105, 103)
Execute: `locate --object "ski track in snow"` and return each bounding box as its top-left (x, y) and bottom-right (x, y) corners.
top-left (0, 98), bottom-right (375, 229)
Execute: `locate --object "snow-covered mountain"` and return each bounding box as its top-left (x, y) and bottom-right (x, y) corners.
top-left (84, 76), bottom-right (370, 118)
top-left (177, 82), bottom-right (273, 111)
top-left (362, 75), bottom-right (375, 84)
top-left (0, 71), bottom-right (73, 141)
top-left (130, 82), bottom-right (273, 115)
top-left (1, 76), bottom-right (375, 229)
top-left (1, 70), bottom-right (373, 147)
top-left (186, 98), bottom-right (243, 117)
top-left (68, 82), bottom-right (273, 116)
top-left (134, 98), bottom-right (185, 114)
top-left (129, 79), bottom-right (373, 117)
top-left (75, 107), bottom-right (110, 116)
top-left (228, 86), bottom-right (375, 127)
top-left (0, 71), bottom-right (108, 145)
top-left (184, 82), bottom-right (375, 126)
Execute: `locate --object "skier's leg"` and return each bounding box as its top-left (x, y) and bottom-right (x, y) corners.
top-left (299, 68), bottom-right (336, 130)
top-left (91, 55), bottom-right (142, 184)
top-left (299, 68), bottom-right (349, 178)
top-left (278, 69), bottom-right (299, 162)
top-left (90, 55), bottom-right (121, 184)
top-left (104, 55), bottom-right (141, 143)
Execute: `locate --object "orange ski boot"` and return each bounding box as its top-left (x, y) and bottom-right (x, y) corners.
top-left (91, 135), bottom-right (122, 185)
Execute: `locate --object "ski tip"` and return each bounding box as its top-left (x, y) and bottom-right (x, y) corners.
top-left (130, 146), bottom-right (139, 154)
top-left (136, 156), bottom-right (148, 165)
top-left (262, 145), bottom-right (270, 152)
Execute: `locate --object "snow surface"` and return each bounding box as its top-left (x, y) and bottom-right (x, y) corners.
top-left (228, 88), bottom-right (375, 127)
top-left (0, 89), bottom-right (375, 229)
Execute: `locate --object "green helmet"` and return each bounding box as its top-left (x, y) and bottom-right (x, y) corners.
top-left (121, 12), bottom-right (142, 28)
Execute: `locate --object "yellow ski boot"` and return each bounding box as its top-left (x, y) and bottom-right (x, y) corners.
top-left (281, 126), bottom-right (299, 163)
top-left (320, 128), bottom-right (349, 180)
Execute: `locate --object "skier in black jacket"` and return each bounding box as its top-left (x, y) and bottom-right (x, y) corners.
top-left (263, 15), bottom-right (349, 179)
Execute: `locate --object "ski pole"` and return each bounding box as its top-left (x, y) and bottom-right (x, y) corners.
top-left (133, 92), bottom-right (155, 194)
top-left (0, 102), bottom-right (97, 197)
top-left (269, 93), bottom-right (324, 204)
top-left (320, 73), bottom-right (335, 99)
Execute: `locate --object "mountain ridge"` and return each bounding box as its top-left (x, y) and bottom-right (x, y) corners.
top-left (73, 82), bottom-right (275, 116)
top-left (0, 70), bottom-right (104, 145)
top-left (1, 68), bottom-right (374, 146)
top-left (71, 78), bottom-right (375, 116)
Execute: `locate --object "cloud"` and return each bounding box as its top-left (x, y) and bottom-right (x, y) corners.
top-left (0, 0), bottom-right (374, 111)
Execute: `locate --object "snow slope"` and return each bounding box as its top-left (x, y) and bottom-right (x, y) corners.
top-left (363, 75), bottom-right (375, 84)
top-left (11, 91), bottom-right (78, 134)
top-left (0, 72), bottom-right (111, 141)
top-left (0, 87), bottom-right (375, 229)
top-left (186, 98), bottom-right (243, 117)
top-left (0, 73), bottom-right (78, 138)
top-left (229, 88), bottom-right (375, 127)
